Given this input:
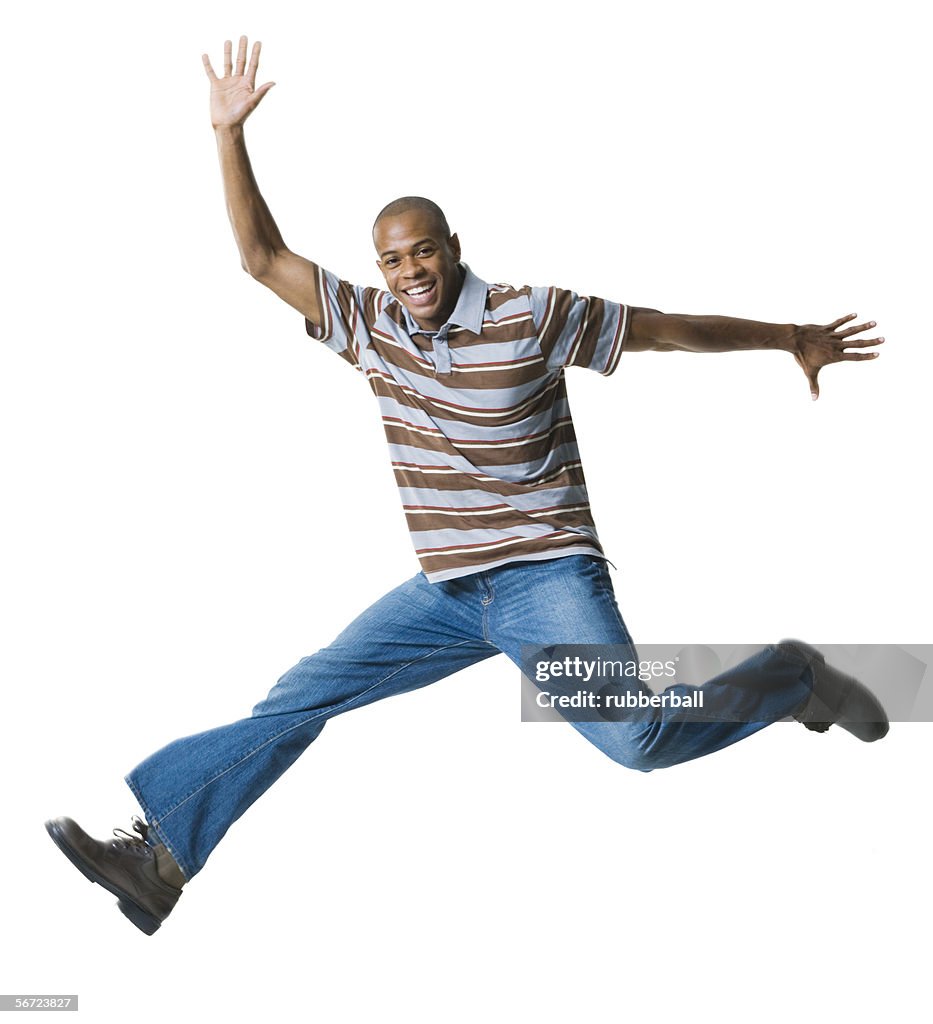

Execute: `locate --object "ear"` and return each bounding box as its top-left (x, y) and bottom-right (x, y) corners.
top-left (375, 258), bottom-right (387, 281)
top-left (449, 233), bottom-right (461, 262)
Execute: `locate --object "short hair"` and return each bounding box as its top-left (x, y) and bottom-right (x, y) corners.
top-left (372, 196), bottom-right (451, 238)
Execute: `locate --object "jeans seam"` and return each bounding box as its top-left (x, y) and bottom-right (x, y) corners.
top-left (124, 774), bottom-right (193, 881)
top-left (149, 639), bottom-right (486, 828)
top-left (481, 575), bottom-right (494, 641)
top-left (595, 577), bottom-right (633, 647)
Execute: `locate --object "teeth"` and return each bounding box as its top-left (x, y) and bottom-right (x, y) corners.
top-left (406, 284), bottom-right (433, 295)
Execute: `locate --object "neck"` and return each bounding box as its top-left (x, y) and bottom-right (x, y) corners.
top-left (411, 264), bottom-right (465, 332)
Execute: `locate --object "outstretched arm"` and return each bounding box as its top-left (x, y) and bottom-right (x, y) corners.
top-left (202, 37), bottom-right (324, 327)
top-left (625, 307), bottom-right (884, 400)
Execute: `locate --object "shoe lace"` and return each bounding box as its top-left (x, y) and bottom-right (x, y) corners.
top-left (112, 815), bottom-right (151, 851)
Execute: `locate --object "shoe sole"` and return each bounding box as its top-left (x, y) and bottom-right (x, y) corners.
top-left (44, 819), bottom-right (162, 935)
top-left (779, 640), bottom-right (890, 742)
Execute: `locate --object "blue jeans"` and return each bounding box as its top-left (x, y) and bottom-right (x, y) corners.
top-left (126, 555), bottom-right (812, 879)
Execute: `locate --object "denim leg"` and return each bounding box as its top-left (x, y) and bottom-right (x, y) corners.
top-left (126, 571), bottom-right (497, 878)
top-left (486, 555), bottom-right (813, 772)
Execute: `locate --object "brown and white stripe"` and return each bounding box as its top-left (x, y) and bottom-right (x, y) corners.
top-left (304, 263), bottom-right (630, 582)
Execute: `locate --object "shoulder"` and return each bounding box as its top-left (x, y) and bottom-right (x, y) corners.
top-left (483, 281), bottom-right (534, 325)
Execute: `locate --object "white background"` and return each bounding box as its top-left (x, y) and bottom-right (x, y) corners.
top-left (2, 1), bottom-right (929, 1021)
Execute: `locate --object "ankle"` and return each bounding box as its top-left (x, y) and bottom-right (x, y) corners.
top-left (152, 844), bottom-right (186, 888)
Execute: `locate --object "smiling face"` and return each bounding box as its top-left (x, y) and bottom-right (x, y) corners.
top-left (373, 209), bottom-right (463, 332)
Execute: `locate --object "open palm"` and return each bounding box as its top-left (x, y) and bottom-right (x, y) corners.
top-left (202, 36), bottom-right (274, 129)
top-left (792, 313), bottom-right (883, 400)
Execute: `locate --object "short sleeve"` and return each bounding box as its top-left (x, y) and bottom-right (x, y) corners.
top-left (530, 285), bottom-right (630, 375)
top-left (303, 265), bottom-right (389, 371)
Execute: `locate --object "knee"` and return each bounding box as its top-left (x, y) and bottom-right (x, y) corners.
top-left (251, 656), bottom-right (330, 717)
top-left (612, 749), bottom-right (665, 773)
top-left (604, 725), bottom-right (672, 773)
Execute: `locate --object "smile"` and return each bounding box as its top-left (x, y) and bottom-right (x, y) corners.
top-left (403, 281), bottom-right (437, 303)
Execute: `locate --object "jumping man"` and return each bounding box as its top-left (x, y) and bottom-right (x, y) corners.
top-left (45, 37), bottom-right (889, 935)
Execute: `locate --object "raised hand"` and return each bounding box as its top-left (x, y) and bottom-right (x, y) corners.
top-left (202, 36), bottom-right (274, 129)
top-left (792, 313), bottom-right (884, 400)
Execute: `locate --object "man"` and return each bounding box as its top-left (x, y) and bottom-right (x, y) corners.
top-left (45, 37), bottom-right (888, 936)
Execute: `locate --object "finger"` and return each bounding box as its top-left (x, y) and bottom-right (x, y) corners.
top-left (246, 40), bottom-right (261, 87)
top-left (807, 367), bottom-right (820, 401)
top-left (841, 351), bottom-right (881, 361)
top-left (243, 81), bottom-right (275, 114)
top-left (841, 335), bottom-right (885, 349)
top-left (223, 39), bottom-right (233, 76)
top-left (236, 35), bottom-right (248, 77)
top-left (827, 313), bottom-right (858, 330)
top-left (201, 53), bottom-right (218, 81)
top-left (835, 319), bottom-right (877, 338)
top-left (251, 80), bottom-right (275, 104)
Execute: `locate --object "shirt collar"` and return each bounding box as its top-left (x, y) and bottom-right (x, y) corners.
top-left (399, 263), bottom-right (487, 337)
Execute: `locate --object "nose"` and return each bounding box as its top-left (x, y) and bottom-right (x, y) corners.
top-left (400, 255), bottom-right (425, 278)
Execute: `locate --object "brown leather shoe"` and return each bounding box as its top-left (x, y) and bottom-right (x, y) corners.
top-left (778, 639), bottom-right (889, 742)
top-left (45, 815), bottom-right (183, 935)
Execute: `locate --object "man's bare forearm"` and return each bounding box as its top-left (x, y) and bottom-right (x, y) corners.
top-left (627, 309), bottom-right (797, 353)
top-left (625, 306), bottom-right (882, 399)
top-left (214, 124), bottom-right (285, 277)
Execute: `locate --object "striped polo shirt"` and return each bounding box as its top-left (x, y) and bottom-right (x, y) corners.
top-left (304, 263), bottom-right (630, 582)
